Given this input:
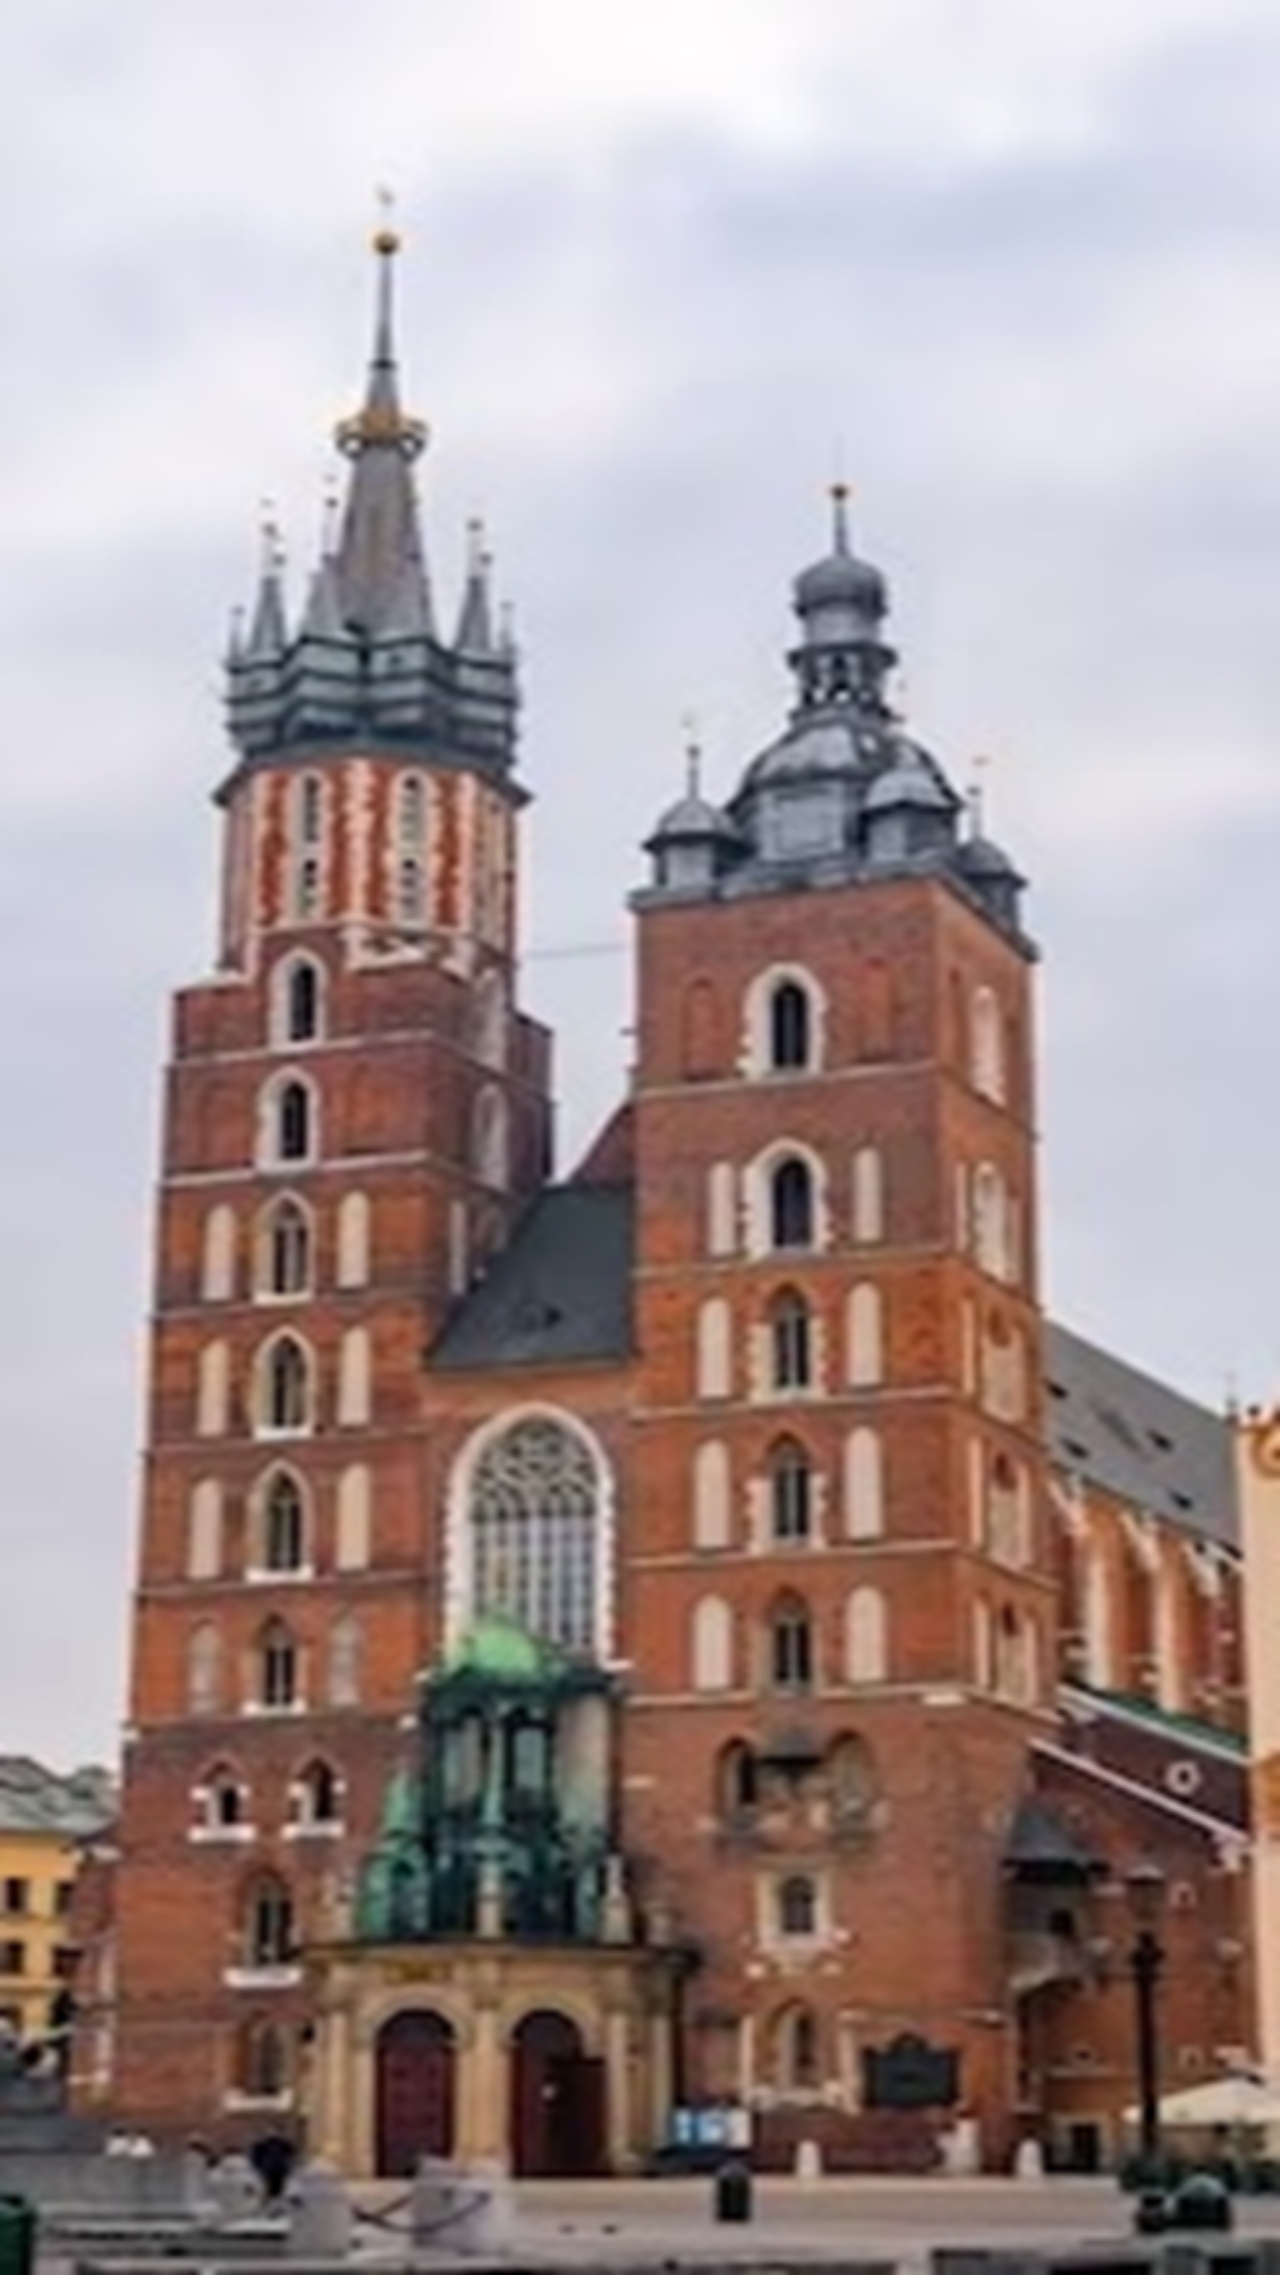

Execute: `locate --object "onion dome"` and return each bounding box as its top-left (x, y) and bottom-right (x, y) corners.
top-left (793, 482), bottom-right (887, 621)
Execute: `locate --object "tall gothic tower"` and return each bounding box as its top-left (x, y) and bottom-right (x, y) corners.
top-left (623, 495), bottom-right (1053, 2150)
top-left (110, 230), bottom-right (552, 2133)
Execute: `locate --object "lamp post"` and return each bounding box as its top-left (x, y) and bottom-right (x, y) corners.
top-left (1125, 1859), bottom-right (1167, 2185)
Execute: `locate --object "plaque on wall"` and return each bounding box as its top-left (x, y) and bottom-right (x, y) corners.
top-left (862, 2032), bottom-right (960, 2110)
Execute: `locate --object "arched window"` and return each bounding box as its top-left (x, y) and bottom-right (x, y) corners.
top-left (257, 1470), bottom-right (308, 1574)
top-left (336, 1464), bottom-right (372, 1571)
top-left (769, 1438), bottom-right (813, 1544)
top-left (473, 967), bottom-right (506, 1069)
top-left (327, 1613), bottom-right (362, 1708)
top-left (275, 956), bottom-right (323, 1047)
top-left (291, 773), bottom-right (325, 925)
top-left (336, 1191), bottom-right (371, 1289)
top-left (396, 771), bottom-right (426, 847)
top-left (777, 1875), bottom-right (817, 1939)
top-left (396, 856), bottom-right (424, 928)
top-left (845, 1587), bottom-right (888, 1684)
top-left (852, 1146), bottom-right (884, 1244)
top-left (187, 1479), bottom-right (224, 1580)
top-left (201, 1205), bottom-right (236, 1302)
top-left (338, 1327), bottom-right (372, 1427)
top-left (827, 1733), bottom-right (875, 1827)
top-left (844, 1427), bottom-right (884, 1540)
top-left (295, 1759), bottom-right (340, 1829)
top-left (692, 1441), bottom-right (731, 1552)
top-left (261, 1075), bottom-right (317, 1169)
top-left (691, 1596), bottom-right (733, 1691)
top-left (770, 1157), bottom-right (815, 1250)
top-left (696, 1297), bottom-right (732, 1400)
top-left (258, 1334), bottom-right (312, 1435)
top-left (846, 1283), bottom-right (884, 1388)
top-left (257, 1619), bottom-right (298, 1711)
top-left (971, 986), bottom-right (1005, 1103)
top-left (768, 1288), bottom-right (811, 1392)
top-left (473, 1087), bottom-right (509, 1189)
top-left (768, 1594), bottom-right (813, 1691)
top-left (244, 1875), bottom-right (293, 1968)
top-left (716, 1739), bottom-right (760, 1819)
top-left (972, 1164), bottom-right (1008, 1280)
top-left (769, 981), bottom-right (811, 1072)
top-left (772, 2002), bottom-right (820, 2090)
top-left (196, 1340), bottom-right (230, 1438)
top-left (238, 2019), bottom-right (288, 2099)
top-left (467, 1418), bottom-right (600, 1653)
top-left (258, 1197), bottom-right (311, 1299)
top-left (706, 1162), bottom-right (736, 1257)
top-left (187, 1623), bottom-right (221, 1716)
top-left (200, 1763), bottom-right (244, 1831)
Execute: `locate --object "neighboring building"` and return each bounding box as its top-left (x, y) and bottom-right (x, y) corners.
top-left (1236, 1410), bottom-right (1280, 2096)
top-left (0, 1760), bottom-right (114, 2045)
top-left (105, 228), bottom-right (1251, 2175)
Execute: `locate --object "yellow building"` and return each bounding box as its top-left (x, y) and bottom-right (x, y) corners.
top-left (0, 1759), bottom-right (114, 2044)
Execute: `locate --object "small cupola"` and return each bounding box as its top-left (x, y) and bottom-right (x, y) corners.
top-left (643, 734), bottom-right (741, 896)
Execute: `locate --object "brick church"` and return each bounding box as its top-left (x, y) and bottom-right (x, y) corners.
top-left (97, 229), bottom-right (1254, 2177)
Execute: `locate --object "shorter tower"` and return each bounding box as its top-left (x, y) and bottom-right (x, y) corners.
top-left (626, 489), bottom-right (1050, 2160)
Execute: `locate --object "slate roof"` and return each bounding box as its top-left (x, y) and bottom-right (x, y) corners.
top-left (0, 1758), bottom-right (115, 1838)
top-left (428, 1188), bottom-right (1236, 1553)
top-left (1043, 1321), bottom-right (1235, 1549)
top-left (431, 1186), bottom-right (634, 1371)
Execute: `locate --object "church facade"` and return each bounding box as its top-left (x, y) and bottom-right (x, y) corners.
top-left (101, 233), bottom-right (1252, 2177)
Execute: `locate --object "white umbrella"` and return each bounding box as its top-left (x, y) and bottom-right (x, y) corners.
top-left (1124, 2074), bottom-right (1280, 2129)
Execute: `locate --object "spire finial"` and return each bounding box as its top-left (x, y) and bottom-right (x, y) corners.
top-left (967, 753), bottom-right (992, 837)
top-left (321, 473), bottom-right (341, 560)
top-left (830, 478), bottom-right (851, 556)
top-left (682, 711), bottom-right (702, 800)
top-left (335, 197), bottom-right (425, 459)
top-left (372, 182), bottom-right (400, 258)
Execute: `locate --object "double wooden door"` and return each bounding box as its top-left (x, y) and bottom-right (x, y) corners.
top-left (375, 2010), bottom-right (456, 2178)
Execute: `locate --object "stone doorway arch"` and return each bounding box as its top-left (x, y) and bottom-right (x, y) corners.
top-left (374, 2009), bottom-right (456, 2178)
top-left (509, 2007), bottom-right (605, 2177)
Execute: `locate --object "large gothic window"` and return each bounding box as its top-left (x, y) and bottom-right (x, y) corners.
top-left (468, 1418), bottom-right (600, 1653)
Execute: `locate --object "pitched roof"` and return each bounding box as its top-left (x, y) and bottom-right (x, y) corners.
top-left (430, 1185), bottom-right (633, 1371)
top-left (1043, 1320), bottom-right (1235, 1549)
top-left (0, 1759), bottom-right (115, 1838)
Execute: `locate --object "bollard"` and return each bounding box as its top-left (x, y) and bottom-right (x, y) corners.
top-left (0, 2195), bottom-right (36, 2275)
top-left (411, 2159), bottom-right (509, 2259)
top-left (1167, 2171), bottom-right (1233, 2233)
top-left (713, 2158), bottom-right (753, 2224)
top-left (206, 2151), bottom-right (266, 2223)
top-left (287, 2160), bottom-right (354, 2259)
top-left (794, 2138), bottom-right (823, 2181)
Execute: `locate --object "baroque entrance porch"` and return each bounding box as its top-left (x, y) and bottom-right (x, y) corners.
top-left (306, 1939), bottom-right (681, 2177)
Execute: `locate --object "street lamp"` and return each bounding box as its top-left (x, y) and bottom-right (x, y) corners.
top-left (1125, 1859), bottom-right (1168, 2185)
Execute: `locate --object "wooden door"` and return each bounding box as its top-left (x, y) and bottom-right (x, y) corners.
top-left (510, 2011), bottom-right (606, 2176)
top-left (375, 2010), bottom-right (456, 2178)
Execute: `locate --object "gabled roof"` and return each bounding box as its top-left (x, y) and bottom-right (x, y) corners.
top-left (0, 1758), bottom-right (115, 1838)
top-left (431, 1185), bottom-right (633, 1371)
top-left (1043, 1321), bottom-right (1235, 1549)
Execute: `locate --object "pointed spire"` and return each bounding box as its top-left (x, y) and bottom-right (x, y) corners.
top-left (455, 516), bottom-right (496, 652)
top-left (244, 506), bottom-right (288, 659)
top-left (332, 209), bottom-right (434, 637)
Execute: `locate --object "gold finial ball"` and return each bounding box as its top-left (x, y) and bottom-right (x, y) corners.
top-left (373, 225), bottom-right (401, 256)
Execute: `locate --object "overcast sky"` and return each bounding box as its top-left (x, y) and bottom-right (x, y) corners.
top-left (3, 0), bottom-right (1280, 1765)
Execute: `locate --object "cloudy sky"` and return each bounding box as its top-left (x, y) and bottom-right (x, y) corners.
top-left (3, 0), bottom-right (1280, 1764)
